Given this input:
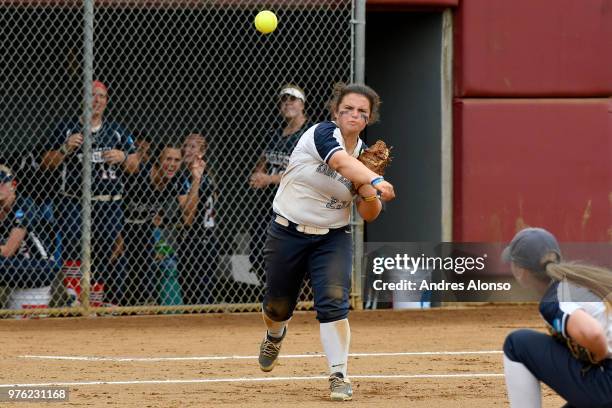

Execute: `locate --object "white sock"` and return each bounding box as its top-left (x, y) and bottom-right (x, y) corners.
top-left (503, 355), bottom-right (542, 408)
top-left (320, 319), bottom-right (351, 377)
top-left (262, 312), bottom-right (288, 339)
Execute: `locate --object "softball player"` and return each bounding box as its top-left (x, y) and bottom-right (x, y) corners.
top-left (121, 143), bottom-right (200, 306)
top-left (178, 133), bottom-right (219, 305)
top-left (502, 228), bottom-right (612, 408)
top-left (257, 83), bottom-right (395, 401)
top-left (0, 165), bottom-right (56, 305)
top-left (249, 84), bottom-right (311, 285)
top-left (41, 80), bottom-right (139, 305)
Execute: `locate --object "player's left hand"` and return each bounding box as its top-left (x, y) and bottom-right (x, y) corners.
top-left (250, 172), bottom-right (270, 189)
top-left (102, 149), bottom-right (127, 165)
top-left (189, 159), bottom-right (205, 182)
top-left (374, 180), bottom-right (395, 202)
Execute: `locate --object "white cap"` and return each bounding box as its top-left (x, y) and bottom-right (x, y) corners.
top-left (279, 87), bottom-right (305, 102)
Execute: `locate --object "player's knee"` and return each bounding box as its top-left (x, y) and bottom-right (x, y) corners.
top-left (263, 297), bottom-right (294, 322)
top-left (317, 308), bottom-right (349, 323)
top-left (503, 329), bottom-right (533, 362)
top-left (315, 286), bottom-right (349, 323)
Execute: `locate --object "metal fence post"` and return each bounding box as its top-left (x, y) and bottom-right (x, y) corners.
top-left (351, 0), bottom-right (366, 310)
top-left (80, 0), bottom-right (94, 315)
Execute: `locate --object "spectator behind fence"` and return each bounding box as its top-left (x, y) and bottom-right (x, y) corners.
top-left (121, 142), bottom-right (204, 306)
top-left (0, 148), bottom-right (59, 265)
top-left (0, 165), bottom-right (58, 312)
top-left (177, 133), bottom-right (219, 305)
top-left (1, 148), bottom-right (56, 206)
top-left (248, 84), bottom-right (311, 286)
top-left (40, 80), bottom-right (139, 306)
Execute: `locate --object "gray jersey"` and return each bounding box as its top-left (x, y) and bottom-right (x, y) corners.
top-left (273, 121), bottom-right (363, 229)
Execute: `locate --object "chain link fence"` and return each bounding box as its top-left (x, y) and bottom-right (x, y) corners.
top-left (0, 0), bottom-right (355, 317)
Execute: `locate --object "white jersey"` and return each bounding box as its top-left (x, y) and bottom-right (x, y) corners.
top-left (540, 280), bottom-right (612, 358)
top-left (273, 121), bottom-right (363, 229)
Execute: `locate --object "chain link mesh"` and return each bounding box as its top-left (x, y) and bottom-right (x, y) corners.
top-left (0, 0), bottom-right (353, 317)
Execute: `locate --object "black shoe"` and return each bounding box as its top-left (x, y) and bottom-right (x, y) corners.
top-left (258, 328), bottom-right (286, 372)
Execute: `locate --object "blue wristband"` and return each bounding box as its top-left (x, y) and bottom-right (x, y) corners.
top-left (371, 176), bottom-right (384, 186)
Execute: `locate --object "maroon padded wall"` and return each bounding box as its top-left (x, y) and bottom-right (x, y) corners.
top-left (453, 99), bottom-right (611, 242)
top-left (454, 0), bottom-right (612, 97)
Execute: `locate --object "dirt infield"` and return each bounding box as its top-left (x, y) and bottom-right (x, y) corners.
top-left (0, 305), bottom-right (565, 407)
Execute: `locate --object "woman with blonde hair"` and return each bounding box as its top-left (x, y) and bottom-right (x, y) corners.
top-left (502, 227), bottom-right (612, 408)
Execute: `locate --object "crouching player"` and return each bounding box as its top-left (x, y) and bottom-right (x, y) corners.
top-left (502, 228), bottom-right (612, 408)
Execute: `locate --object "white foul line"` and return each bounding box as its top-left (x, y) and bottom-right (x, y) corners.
top-left (19, 350), bottom-right (503, 362)
top-left (0, 373), bottom-right (505, 388)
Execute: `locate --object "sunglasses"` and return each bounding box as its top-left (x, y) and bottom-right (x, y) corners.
top-left (280, 94), bottom-right (301, 103)
top-left (0, 170), bottom-right (14, 184)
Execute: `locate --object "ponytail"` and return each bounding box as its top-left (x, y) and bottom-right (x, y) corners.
top-left (545, 261), bottom-right (612, 308)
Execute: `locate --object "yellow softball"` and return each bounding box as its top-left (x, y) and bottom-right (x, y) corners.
top-left (254, 10), bottom-right (278, 34)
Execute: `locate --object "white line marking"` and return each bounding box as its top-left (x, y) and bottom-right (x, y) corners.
top-left (19, 350), bottom-right (503, 362)
top-left (353, 374), bottom-right (504, 379)
top-left (0, 373), bottom-right (504, 388)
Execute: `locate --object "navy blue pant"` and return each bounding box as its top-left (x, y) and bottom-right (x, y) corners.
top-left (504, 329), bottom-right (612, 408)
top-left (263, 218), bottom-right (352, 324)
top-left (58, 198), bottom-right (124, 304)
